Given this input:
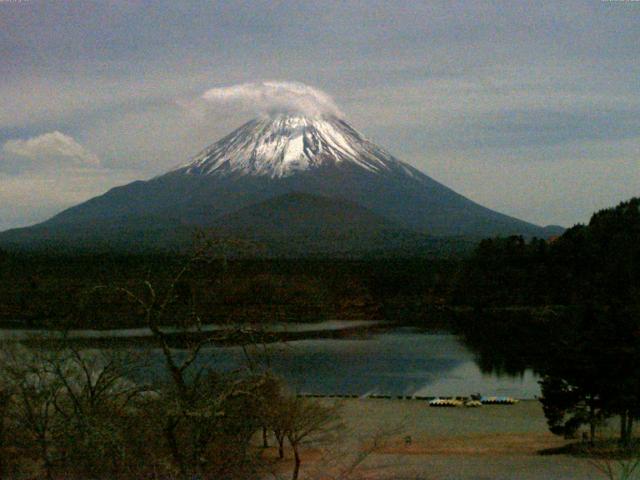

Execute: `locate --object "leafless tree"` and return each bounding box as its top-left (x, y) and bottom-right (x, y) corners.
top-left (0, 344), bottom-right (65, 480)
top-left (283, 396), bottom-right (343, 480)
top-left (107, 235), bottom-right (271, 479)
top-left (319, 424), bottom-right (404, 480)
top-left (261, 385), bottom-right (289, 459)
top-left (51, 346), bottom-right (148, 478)
top-left (264, 420), bottom-right (402, 480)
top-left (0, 340), bottom-right (149, 480)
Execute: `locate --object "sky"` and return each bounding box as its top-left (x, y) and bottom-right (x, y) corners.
top-left (1, 0), bottom-right (639, 231)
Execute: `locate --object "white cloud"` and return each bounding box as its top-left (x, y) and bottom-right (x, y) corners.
top-left (3, 131), bottom-right (100, 169)
top-left (200, 81), bottom-right (343, 118)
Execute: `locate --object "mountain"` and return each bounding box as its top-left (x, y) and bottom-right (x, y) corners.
top-left (213, 192), bottom-right (400, 238)
top-left (0, 113), bottom-right (563, 255)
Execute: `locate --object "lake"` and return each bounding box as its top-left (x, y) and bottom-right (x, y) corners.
top-left (0, 324), bottom-right (540, 399)
top-left (146, 327), bottom-right (541, 399)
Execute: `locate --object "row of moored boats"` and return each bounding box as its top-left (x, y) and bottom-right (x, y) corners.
top-left (297, 393), bottom-right (519, 406)
top-left (428, 396), bottom-right (519, 407)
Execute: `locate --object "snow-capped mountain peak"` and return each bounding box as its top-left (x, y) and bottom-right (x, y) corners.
top-left (2, 111), bottom-right (557, 251)
top-left (175, 113), bottom-right (402, 178)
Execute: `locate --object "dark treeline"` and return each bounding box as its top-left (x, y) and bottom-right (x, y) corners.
top-left (457, 198), bottom-right (640, 447)
top-left (456, 197), bottom-right (640, 308)
top-left (0, 251), bottom-right (459, 329)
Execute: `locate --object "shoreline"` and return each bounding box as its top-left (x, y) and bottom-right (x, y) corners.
top-left (302, 398), bottom-right (598, 479)
top-left (0, 319), bottom-right (390, 347)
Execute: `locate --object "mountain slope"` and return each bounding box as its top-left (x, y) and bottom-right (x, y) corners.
top-left (213, 192), bottom-right (402, 237)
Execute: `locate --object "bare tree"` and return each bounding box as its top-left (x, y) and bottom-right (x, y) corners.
top-left (50, 347), bottom-right (148, 478)
top-left (283, 396), bottom-right (342, 480)
top-left (262, 386), bottom-right (289, 459)
top-left (0, 344), bottom-right (65, 480)
top-left (320, 424), bottom-right (404, 480)
top-left (107, 235), bottom-right (270, 479)
top-left (263, 418), bottom-right (402, 480)
top-left (0, 340), bottom-right (150, 480)
top-left (102, 237), bottom-right (221, 478)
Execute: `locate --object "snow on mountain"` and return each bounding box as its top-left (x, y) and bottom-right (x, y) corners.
top-left (173, 114), bottom-right (406, 178)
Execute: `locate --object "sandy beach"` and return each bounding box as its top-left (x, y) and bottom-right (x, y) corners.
top-left (271, 399), bottom-right (601, 479)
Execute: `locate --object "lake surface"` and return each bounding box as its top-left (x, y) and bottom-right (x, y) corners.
top-left (0, 324), bottom-right (540, 398)
top-left (147, 327), bottom-right (541, 399)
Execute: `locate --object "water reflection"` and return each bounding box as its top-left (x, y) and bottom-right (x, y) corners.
top-left (143, 328), bottom-right (541, 398)
top-left (455, 309), bottom-right (551, 378)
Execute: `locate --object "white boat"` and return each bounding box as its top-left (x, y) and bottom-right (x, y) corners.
top-left (429, 398), bottom-right (464, 407)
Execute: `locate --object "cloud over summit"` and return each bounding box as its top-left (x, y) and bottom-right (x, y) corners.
top-left (201, 81), bottom-right (342, 118)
